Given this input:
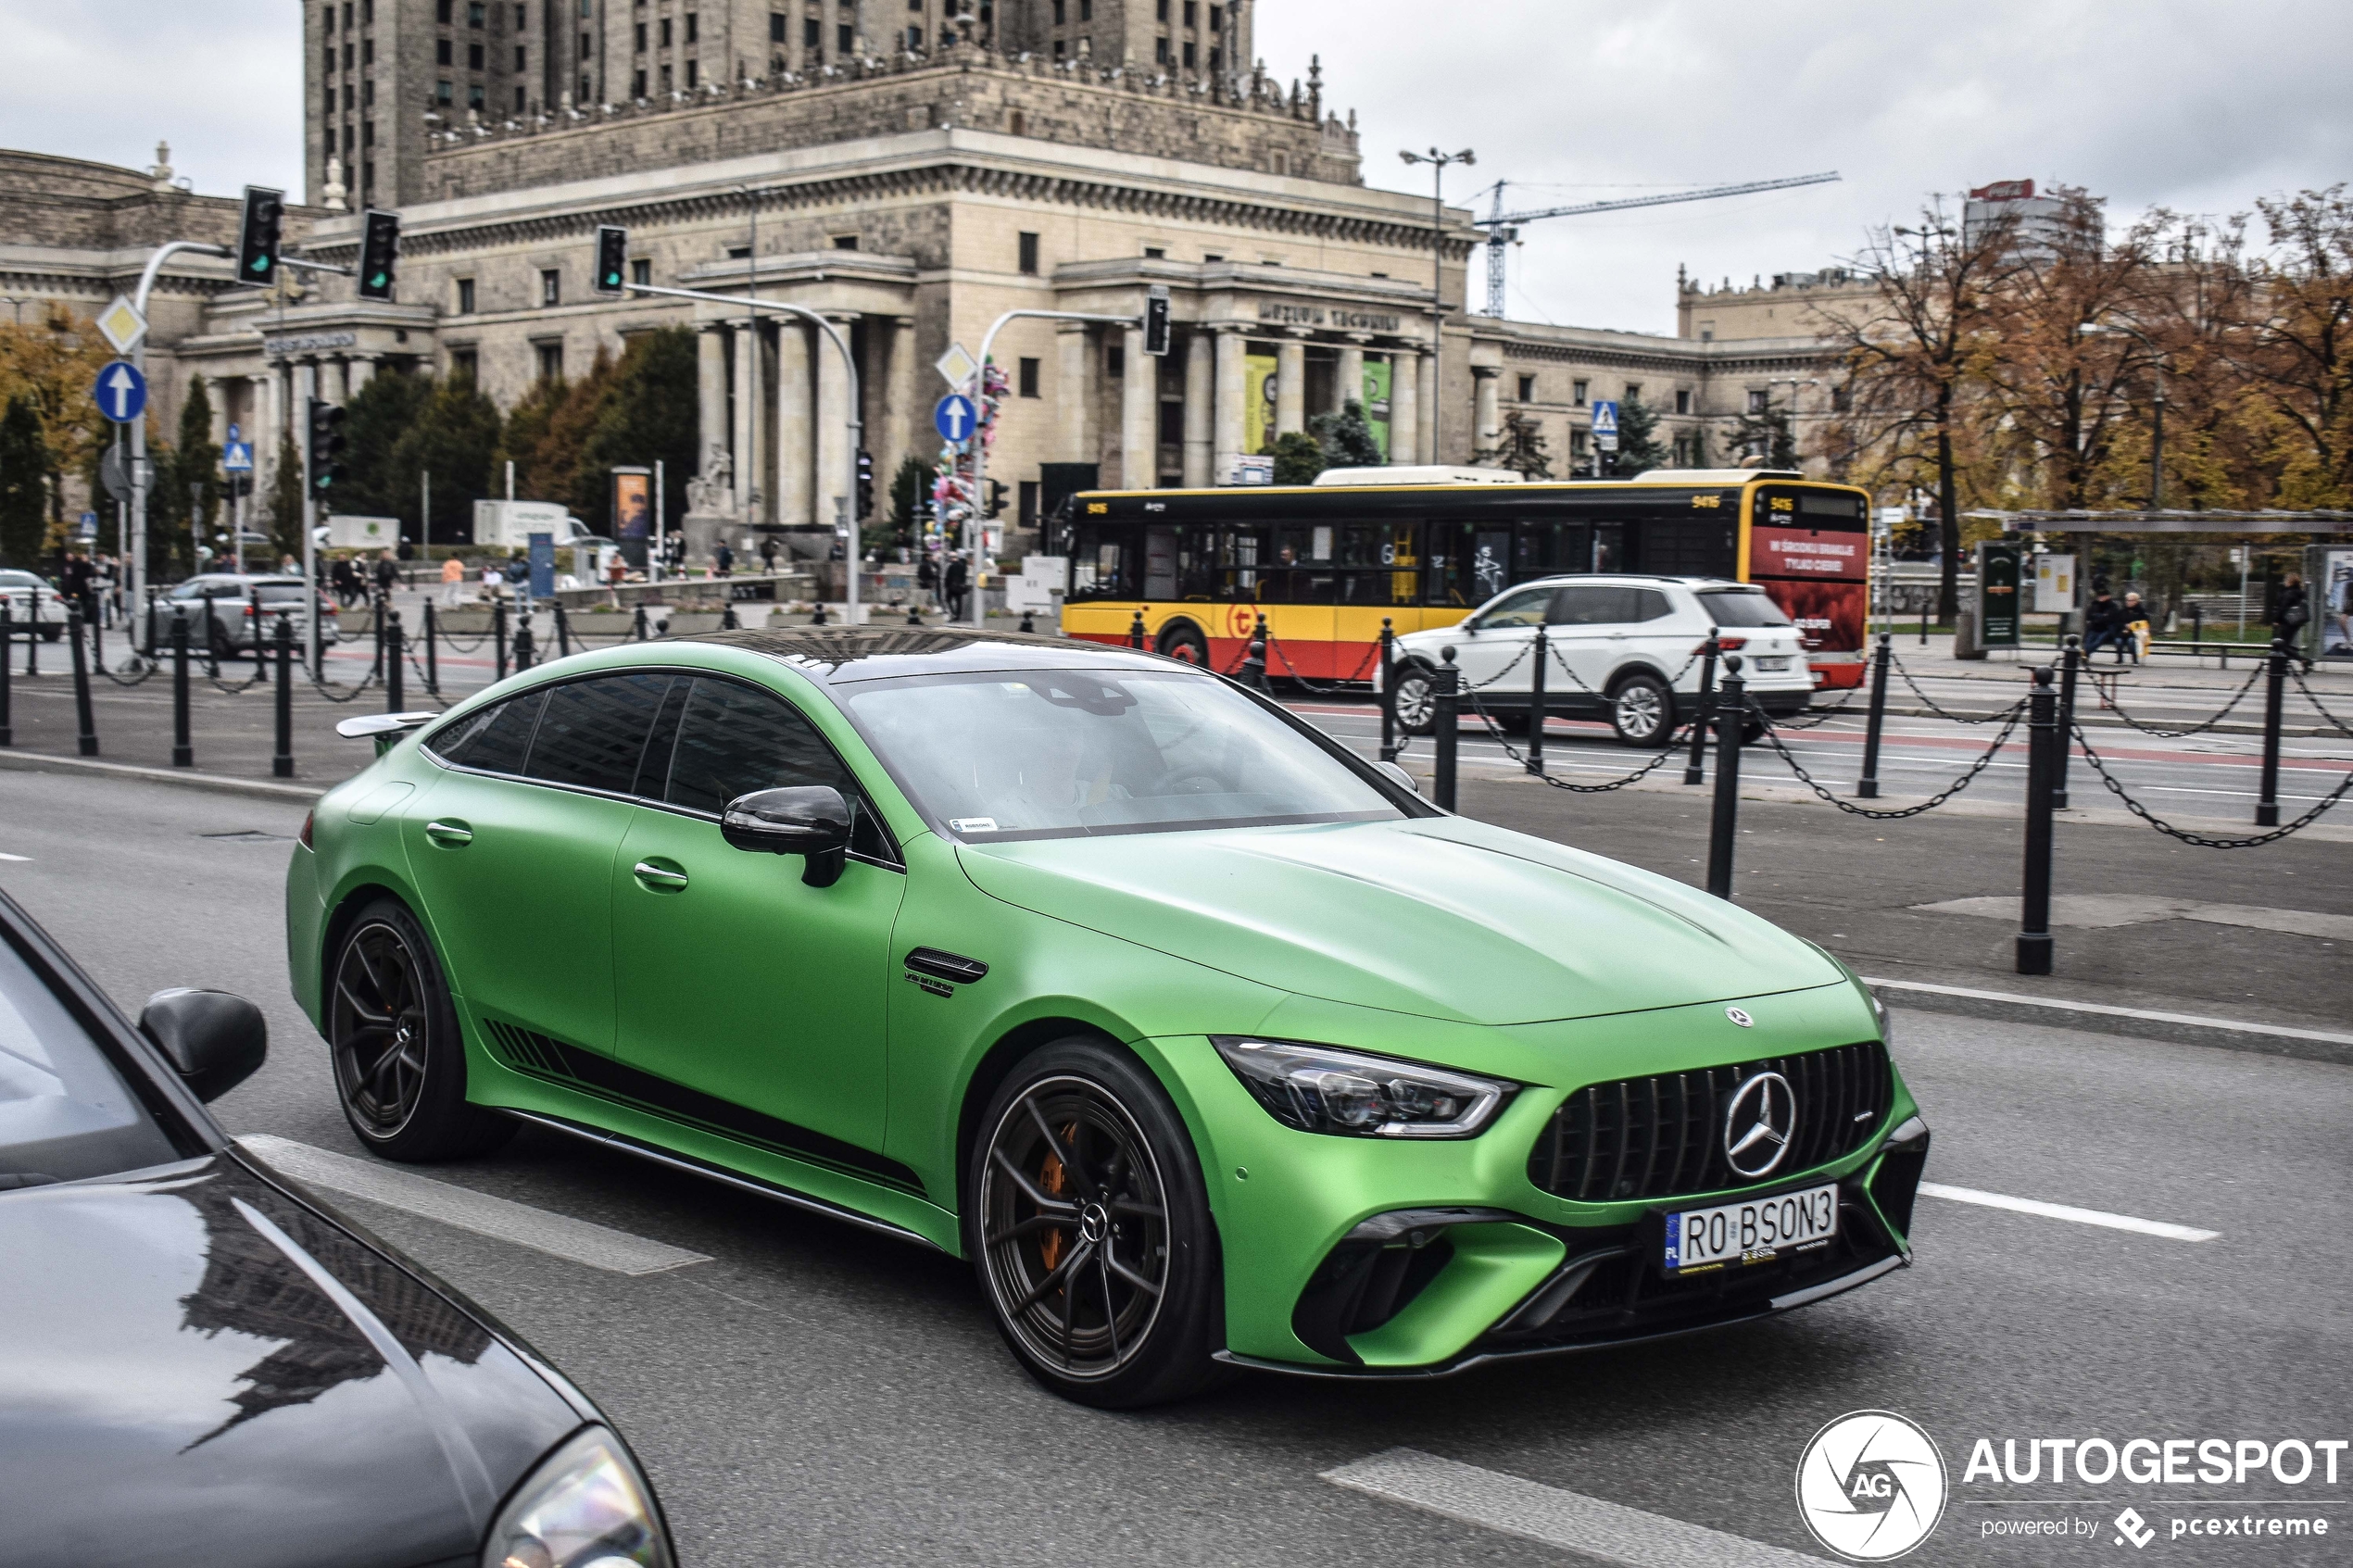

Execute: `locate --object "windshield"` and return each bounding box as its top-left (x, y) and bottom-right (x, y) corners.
top-left (1697, 590), bottom-right (1793, 628)
top-left (0, 938), bottom-right (178, 1186)
top-left (845, 669), bottom-right (1404, 841)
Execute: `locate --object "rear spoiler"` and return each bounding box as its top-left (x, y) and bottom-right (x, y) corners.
top-left (336, 711), bottom-right (441, 757)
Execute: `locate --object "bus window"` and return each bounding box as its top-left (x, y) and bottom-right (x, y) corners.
top-left (1070, 528), bottom-right (1134, 599)
top-left (1145, 527), bottom-right (1177, 600)
top-left (1592, 523), bottom-right (1624, 572)
top-left (1472, 528), bottom-right (1510, 603)
top-left (1513, 520), bottom-right (1590, 583)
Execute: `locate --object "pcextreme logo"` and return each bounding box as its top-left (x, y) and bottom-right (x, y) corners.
top-left (1796, 1411), bottom-right (1950, 1561)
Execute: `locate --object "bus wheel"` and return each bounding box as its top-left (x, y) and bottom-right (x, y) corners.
top-left (1607, 673), bottom-right (1672, 746)
top-left (1157, 621), bottom-right (1210, 666)
top-left (1390, 662), bottom-right (1438, 735)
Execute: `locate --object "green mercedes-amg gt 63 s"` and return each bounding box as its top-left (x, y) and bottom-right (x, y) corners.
top-left (290, 628), bottom-right (1927, 1407)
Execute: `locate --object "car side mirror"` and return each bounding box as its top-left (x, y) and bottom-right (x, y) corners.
top-left (722, 786), bottom-right (853, 887)
top-left (1373, 759), bottom-right (1420, 797)
top-left (139, 988), bottom-right (268, 1103)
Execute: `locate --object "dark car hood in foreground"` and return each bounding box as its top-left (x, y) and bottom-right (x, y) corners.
top-left (959, 814), bottom-right (1842, 1026)
top-left (0, 1154), bottom-right (580, 1568)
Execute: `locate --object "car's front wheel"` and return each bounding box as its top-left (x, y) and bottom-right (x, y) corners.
top-left (1608, 672), bottom-right (1674, 746)
top-left (329, 897), bottom-right (515, 1162)
top-left (1390, 660), bottom-right (1438, 735)
top-left (968, 1038), bottom-right (1225, 1408)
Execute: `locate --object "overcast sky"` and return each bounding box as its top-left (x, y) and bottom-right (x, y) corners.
top-left (5, 1), bottom-right (2347, 334)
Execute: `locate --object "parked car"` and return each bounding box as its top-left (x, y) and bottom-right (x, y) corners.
top-left (0, 568), bottom-right (67, 641)
top-left (0, 885), bottom-right (673, 1568)
top-left (1385, 575), bottom-right (1819, 745)
top-left (295, 627), bottom-right (1926, 1408)
top-left (145, 574), bottom-right (341, 653)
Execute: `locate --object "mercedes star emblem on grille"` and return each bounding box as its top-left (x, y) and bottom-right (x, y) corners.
top-left (1725, 1007), bottom-right (1754, 1027)
top-left (1722, 1071), bottom-right (1795, 1179)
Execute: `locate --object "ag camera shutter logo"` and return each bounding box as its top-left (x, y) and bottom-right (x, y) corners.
top-left (1795, 1410), bottom-right (1948, 1561)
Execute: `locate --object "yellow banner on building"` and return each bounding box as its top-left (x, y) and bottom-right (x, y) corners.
top-left (1243, 353), bottom-right (1278, 456)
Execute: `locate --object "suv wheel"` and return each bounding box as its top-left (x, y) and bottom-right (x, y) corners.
top-left (969, 1039), bottom-right (1226, 1408)
top-left (329, 898), bottom-right (515, 1162)
top-left (1390, 661), bottom-right (1438, 735)
top-left (1608, 672), bottom-right (1674, 746)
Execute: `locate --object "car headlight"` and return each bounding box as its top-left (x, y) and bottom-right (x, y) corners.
top-left (1212, 1036), bottom-right (1515, 1139)
top-left (483, 1426), bottom-right (673, 1568)
top-left (1866, 985), bottom-right (1894, 1047)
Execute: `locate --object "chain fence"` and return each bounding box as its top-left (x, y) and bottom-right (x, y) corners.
top-left (1884, 646), bottom-right (2017, 724)
top-left (1458, 680), bottom-right (1697, 794)
top-left (1747, 697), bottom-right (2028, 821)
top-left (2070, 721), bottom-right (2353, 849)
top-left (2095, 657), bottom-right (2268, 739)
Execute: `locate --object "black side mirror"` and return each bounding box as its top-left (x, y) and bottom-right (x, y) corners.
top-left (139, 988), bottom-right (268, 1103)
top-left (722, 786), bottom-right (853, 887)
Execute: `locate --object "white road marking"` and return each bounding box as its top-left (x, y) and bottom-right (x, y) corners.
top-left (237, 1134), bottom-right (711, 1275)
top-left (1919, 1182), bottom-right (2219, 1243)
top-left (0, 852), bottom-right (29, 861)
top-left (1865, 976), bottom-right (2353, 1048)
top-left (1323, 1448), bottom-right (1831, 1567)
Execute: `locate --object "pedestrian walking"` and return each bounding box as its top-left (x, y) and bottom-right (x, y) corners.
top-left (945, 552), bottom-right (970, 621)
top-left (2272, 572), bottom-right (2309, 646)
top-left (373, 549), bottom-right (399, 603)
top-left (94, 552), bottom-right (120, 626)
top-left (60, 549), bottom-right (95, 626)
top-left (714, 541), bottom-right (735, 579)
top-left (2082, 588), bottom-right (2125, 662)
top-left (759, 534), bottom-right (781, 575)
top-left (440, 554), bottom-right (468, 606)
top-left (330, 558), bottom-right (359, 606)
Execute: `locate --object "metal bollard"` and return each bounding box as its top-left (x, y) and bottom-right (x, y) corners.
top-left (1919, 594), bottom-right (1930, 646)
top-left (422, 602), bottom-right (439, 696)
top-left (1019, 608), bottom-right (1036, 633)
top-left (907, 599), bottom-right (924, 628)
top-left (0, 602), bottom-right (12, 746)
top-left (1433, 646), bottom-right (1460, 812)
top-left (1857, 633), bottom-right (1893, 798)
top-left (371, 592), bottom-right (385, 681)
top-left (556, 602), bottom-right (574, 656)
top-left (1378, 617), bottom-right (1397, 764)
top-left (722, 603), bottom-right (739, 631)
top-left (2054, 634), bottom-right (2081, 810)
top-left (810, 599), bottom-right (827, 626)
top-left (202, 594), bottom-right (221, 680)
top-left (1241, 614), bottom-right (1270, 692)
top-left (2018, 666), bottom-right (2057, 974)
top-left (1705, 656), bottom-right (1747, 897)
top-left (1526, 621), bottom-right (1548, 776)
top-left (385, 610), bottom-right (405, 713)
top-left (631, 603), bottom-right (651, 641)
top-left (2256, 637), bottom-right (2288, 827)
top-left (170, 607), bottom-right (193, 769)
top-left (1684, 633), bottom-right (1720, 785)
top-left (1128, 609), bottom-right (1146, 650)
top-left (273, 616), bottom-right (295, 778)
top-left (24, 598), bottom-right (36, 677)
top-left (68, 607), bottom-right (97, 757)
top-left (493, 599), bottom-right (510, 679)
top-left (512, 612), bottom-right (535, 672)
top-left (250, 588), bottom-right (267, 679)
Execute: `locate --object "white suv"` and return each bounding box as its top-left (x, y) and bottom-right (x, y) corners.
top-left (1384, 575), bottom-right (1817, 746)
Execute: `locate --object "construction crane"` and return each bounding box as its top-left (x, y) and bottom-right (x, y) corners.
top-left (1476, 171), bottom-right (1843, 317)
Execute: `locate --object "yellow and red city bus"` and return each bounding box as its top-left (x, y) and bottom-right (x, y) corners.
top-left (1057, 470), bottom-right (1874, 687)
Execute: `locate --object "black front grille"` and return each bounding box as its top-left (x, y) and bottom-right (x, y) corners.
top-left (1527, 1040), bottom-right (1891, 1203)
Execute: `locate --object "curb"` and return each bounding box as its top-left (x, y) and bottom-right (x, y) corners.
top-left (1866, 976), bottom-right (2353, 1066)
top-left (0, 748), bottom-right (329, 803)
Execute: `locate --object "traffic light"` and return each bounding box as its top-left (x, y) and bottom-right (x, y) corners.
top-left (358, 209), bottom-right (401, 301)
top-left (308, 400), bottom-right (346, 496)
top-left (594, 225), bottom-right (629, 295)
top-left (1143, 284), bottom-right (1172, 357)
top-left (988, 479), bottom-right (1010, 518)
top-left (855, 448), bottom-right (875, 519)
top-left (237, 186), bottom-right (285, 286)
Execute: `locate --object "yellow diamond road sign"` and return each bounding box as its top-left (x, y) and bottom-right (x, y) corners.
top-left (95, 295), bottom-right (147, 356)
top-left (934, 342), bottom-right (977, 390)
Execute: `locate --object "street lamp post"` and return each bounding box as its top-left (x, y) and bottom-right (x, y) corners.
top-left (1400, 147), bottom-right (1475, 465)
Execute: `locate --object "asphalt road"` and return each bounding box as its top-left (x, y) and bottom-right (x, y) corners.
top-left (5, 767), bottom-right (2349, 1566)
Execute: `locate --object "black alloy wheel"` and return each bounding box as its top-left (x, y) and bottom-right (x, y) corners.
top-left (329, 898), bottom-right (513, 1162)
top-left (1390, 661), bottom-right (1438, 735)
top-left (1156, 621), bottom-right (1211, 666)
top-left (1608, 671), bottom-right (1673, 746)
top-left (971, 1040), bottom-right (1224, 1408)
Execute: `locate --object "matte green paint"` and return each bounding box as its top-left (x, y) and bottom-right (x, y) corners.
top-left (291, 638), bottom-right (1917, 1374)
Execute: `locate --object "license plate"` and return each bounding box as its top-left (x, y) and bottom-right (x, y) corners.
top-left (1754, 656), bottom-right (1792, 671)
top-left (1662, 1182), bottom-right (1839, 1274)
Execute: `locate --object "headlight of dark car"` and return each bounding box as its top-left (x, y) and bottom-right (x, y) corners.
top-left (483, 1425), bottom-right (672, 1568)
top-left (1212, 1036), bottom-right (1514, 1139)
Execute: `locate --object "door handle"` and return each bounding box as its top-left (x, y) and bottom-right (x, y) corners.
top-left (632, 860), bottom-right (689, 891)
top-left (424, 820), bottom-right (473, 847)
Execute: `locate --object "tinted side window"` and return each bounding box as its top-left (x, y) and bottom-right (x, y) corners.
top-left (434, 688), bottom-right (546, 774)
top-left (524, 674), bottom-right (671, 794)
top-left (1554, 585), bottom-right (1636, 625)
top-left (1629, 589), bottom-right (1675, 622)
top-left (667, 679), bottom-right (857, 814)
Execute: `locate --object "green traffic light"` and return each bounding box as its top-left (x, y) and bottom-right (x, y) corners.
top-left (371, 272), bottom-right (387, 287)
top-left (250, 257), bottom-right (268, 273)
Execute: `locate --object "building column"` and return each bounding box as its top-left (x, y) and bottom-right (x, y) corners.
top-left (1274, 334), bottom-right (1305, 436)
top-left (1120, 325), bottom-right (1154, 490)
top-left (1212, 326), bottom-right (1245, 479)
top-left (815, 315), bottom-right (853, 535)
top-left (884, 316), bottom-right (918, 504)
top-left (1181, 330), bottom-right (1214, 487)
top-left (696, 324), bottom-right (728, 503)
top-left (1336, 340), bottom-right (1365, 416)
top-left (332, 358), bottom-right (354, 402)
top-left (1057, 322), bottom-right (1093, 465)
top-left (1389, 352), bottom-right (1419, 465)
top-left (730, 320), bottom-right (757, 521)
top-left (1416, 349), bottom-right (1439, 467)
top-left (774, 320), bottom-right (813, 528)
top-left (347, 357), bottom-right (378, 395)
top-left (1472, 366), bottom-right (1502, 458)
top-left (248, 375), bottom-right (274, 489)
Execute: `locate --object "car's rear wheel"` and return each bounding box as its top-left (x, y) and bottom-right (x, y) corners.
top-left (329, 897), bottom-right (514, 1162)
top-left (1607, 672), bottom-right (1674, 746)
top-left (1390, 660), bottom-right (1438, 735)
top-left (969, 1039), bottom-right (1225, 1408)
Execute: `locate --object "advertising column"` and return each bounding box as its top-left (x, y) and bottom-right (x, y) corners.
top-left (1977, 541), bottom-right (2023, 648)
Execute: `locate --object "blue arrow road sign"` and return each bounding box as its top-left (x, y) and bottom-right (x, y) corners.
top-left (94, 360), bottom-right (147, 425)
top-left (934, 394), bottom-right (977, 444)
top-left (223, 441), bottom-right (255, 472)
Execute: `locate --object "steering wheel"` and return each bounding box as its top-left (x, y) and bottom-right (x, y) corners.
top-left (1151, 764), bottom-right (1229, 797)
